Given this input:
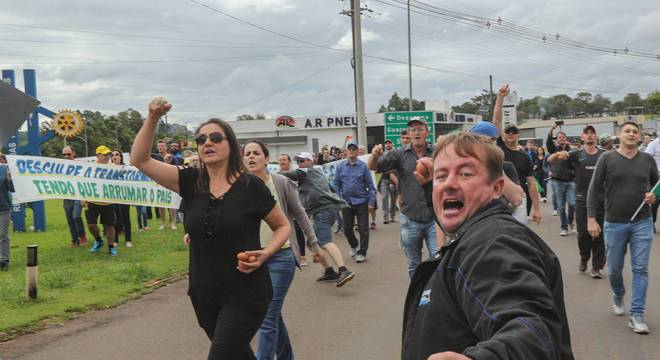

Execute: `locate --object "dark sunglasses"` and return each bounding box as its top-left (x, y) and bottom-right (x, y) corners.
top-left (62, 153), bottom-right (73, 156)
top-left (195, 132), bottom-right (225, 145)
top-left (504, 129), bottom-right (519, 135)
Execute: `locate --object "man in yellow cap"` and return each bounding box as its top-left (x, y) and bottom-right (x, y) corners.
top-left (84, 145), bottom-right (118, 256)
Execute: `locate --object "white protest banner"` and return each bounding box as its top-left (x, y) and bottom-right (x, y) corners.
top-left (7, 155), bottom-right (181, 209)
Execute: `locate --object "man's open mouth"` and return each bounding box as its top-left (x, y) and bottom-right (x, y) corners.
top-left (443, 199), bottom-right (464, 213)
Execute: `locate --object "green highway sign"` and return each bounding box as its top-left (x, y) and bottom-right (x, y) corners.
top-left (384, 111), bottom-right (435, 147)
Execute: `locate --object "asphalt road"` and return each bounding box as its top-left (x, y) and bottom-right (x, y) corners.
top-left (1, 201), bottom-right (660, 360)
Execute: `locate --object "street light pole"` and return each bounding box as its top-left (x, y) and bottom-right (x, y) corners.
top-left (407, 0), bottom-right (413, 111)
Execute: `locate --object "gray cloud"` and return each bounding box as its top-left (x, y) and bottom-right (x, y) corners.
top-left (1, 0), bottom-right (658, 127)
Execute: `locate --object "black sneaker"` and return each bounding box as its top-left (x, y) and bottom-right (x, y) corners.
top-left (0, 261), bottom-right (8, 271)
top-left (316, 270), bottom-right (340, 282)
top-left (579, 260), bottom-right (587, 273)
top-left (336, 269), bottom-right (355, 288)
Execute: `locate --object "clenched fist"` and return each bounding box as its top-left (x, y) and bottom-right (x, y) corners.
top-left (148, 96), bottom-right (172, 121)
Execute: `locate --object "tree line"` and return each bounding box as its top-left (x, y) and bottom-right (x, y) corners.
top-left (39, 109), bottom-right (192, 159)
top-left (380, 90), bottom-right (660, 122)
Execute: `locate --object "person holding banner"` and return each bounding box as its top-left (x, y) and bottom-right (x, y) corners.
top-left (111, 150), bottom-right (133, 248)
top-left (587, 121), bottom-right (657, 334)
top-left (131, 98), bottom-right (291, 359)
top-left (62, 146), bottom-right (88, 247)
top-left (86, 146), bottom-right (118, 256)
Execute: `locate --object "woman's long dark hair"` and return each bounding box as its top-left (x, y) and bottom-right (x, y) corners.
top-left (194, 118), bottom-right (246, 194)
top-left (112, 150), bottom-right (125, 165)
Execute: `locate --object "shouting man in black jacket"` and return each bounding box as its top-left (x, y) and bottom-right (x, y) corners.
top-left (402, 132), bottom-right (574, 360)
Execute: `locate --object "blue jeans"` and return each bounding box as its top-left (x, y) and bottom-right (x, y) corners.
top-left (400, 213), bottom-right (439, 277)
top-left (257, 248), bottom-right (296, 360)
top-left (553, 180), bottom-right (575, 230)
top-left (380, 178), bottom-right (398, 221)
top-left (63, 199), bottom-right (85, 243)
top-left (604, 218), bottom-right (654, 316)
top-left (136, 206), bottom-right (148, 229)
top-left (0, 211), bottom-right (9, 264)
top-left (313, 209), bottom-right (336, 247)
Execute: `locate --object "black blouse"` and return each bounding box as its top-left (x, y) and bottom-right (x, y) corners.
top-left (178, 168), bottom-right (276, 312)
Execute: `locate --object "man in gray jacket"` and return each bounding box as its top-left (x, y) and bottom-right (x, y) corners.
top-left (281, 152), bottom-right (355, 287)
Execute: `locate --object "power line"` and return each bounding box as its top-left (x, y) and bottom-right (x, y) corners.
top-left (188, 55), bottom-right (351, 121)
top-left (0, 37), bottom-right (312, 50)
top-left (184, 0), bottom-right (650, 95)
top-left (0, 51), bottom-right (333, 65)
top-left (374, 0), bottom-right (660, 60)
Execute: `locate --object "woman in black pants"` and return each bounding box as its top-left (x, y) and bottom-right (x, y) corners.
top-left (111, 150), bottom-right (133, 247)
top-left (131, 98), bottom-right (291, 359)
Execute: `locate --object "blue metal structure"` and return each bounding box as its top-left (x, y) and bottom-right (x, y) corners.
top-left (2, 69), bottom-right (55, 232)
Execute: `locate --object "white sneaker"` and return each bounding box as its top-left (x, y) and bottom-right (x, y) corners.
top-left (541, 197), bottom-right (548, 203)
top-left (355, 254), bottom-right (366, 263)
top-left (349, 247), bottom-right (358, 258)
top-left (629, 315), bottom-right (650, 334)
top-left (126, 241), bottom-right (133, 248)
top-left (158, 224), bottom-right (165, 230)
top-left (170, 224), bottom-right (177, 230)
top-left (613, 297), bottom-right (625, 316)
top-left (552, 210), bottom-right (559, 216)
top-left (560, 229), bottom-right (568, 236)
top-left (569, 224), bottom-right (576, 234)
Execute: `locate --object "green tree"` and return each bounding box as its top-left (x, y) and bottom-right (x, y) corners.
top-left (452, 101), bottom-right (479, 114)
top-left (587, 94), bottom-right (611, 116)
top-left (518, 97), bottom-right (541, 120)
top-left (378, 92), bottom-right (425, 111)
top-left (623, 93), bottom-right (644, 109)
top-left (236, 114), bottom-right (266, 121)
top-left (547, 94), bottom-right (572, 118)
top-left (647, 91), bottom-right (660, 114)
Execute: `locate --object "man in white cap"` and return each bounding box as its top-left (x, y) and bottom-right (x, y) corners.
top-left (369, 117), bottom-right (438, 277)
top-left (280, 152), bottom-right (355, 287)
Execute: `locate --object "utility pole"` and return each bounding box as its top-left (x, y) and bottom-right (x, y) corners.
top-left (350, 0), bottom-right (367, 147)
top-left (407, 0), bottom-right (413, 111)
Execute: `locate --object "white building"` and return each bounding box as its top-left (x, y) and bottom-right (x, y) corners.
top-left (230, 111), bottom-right (482, 158)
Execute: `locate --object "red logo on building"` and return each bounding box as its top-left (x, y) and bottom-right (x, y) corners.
top-left (275, 116), bottom-right (295, 128)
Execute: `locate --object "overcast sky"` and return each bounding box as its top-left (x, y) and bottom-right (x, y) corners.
top-left (2, 0), bottom-right (659, 127)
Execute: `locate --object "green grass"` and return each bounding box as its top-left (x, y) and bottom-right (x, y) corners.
top-left (0, 200), bottom-right (188, 340)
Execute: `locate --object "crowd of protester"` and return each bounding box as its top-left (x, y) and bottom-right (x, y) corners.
top-left (3, 89), bottom-right (660, 359)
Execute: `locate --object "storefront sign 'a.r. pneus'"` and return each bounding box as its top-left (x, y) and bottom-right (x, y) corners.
top-left (302, 115), bottom-right (357, 128)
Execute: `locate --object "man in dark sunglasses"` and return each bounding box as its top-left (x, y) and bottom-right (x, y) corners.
top-left (61, 146), bottom-right (88, 247)
top-left (493, 85), bottom-right (542, 226)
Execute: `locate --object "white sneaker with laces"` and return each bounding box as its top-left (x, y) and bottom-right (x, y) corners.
top-left (552, 210), bottom-right (559, 216)
top-left (560, 229), bottom-right (568, 236)
top-left (629, 315), bottom-right (650, 334)
top-left (355, 254), bottom-right (366, 263)
top-left (613, 297), bottom-right (625, 316)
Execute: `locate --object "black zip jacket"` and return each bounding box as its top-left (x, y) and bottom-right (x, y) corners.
top-left (402, 201), bottom-right (574, 360)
